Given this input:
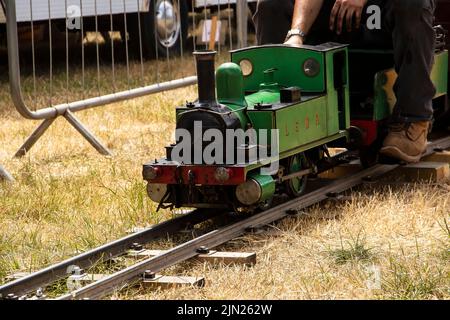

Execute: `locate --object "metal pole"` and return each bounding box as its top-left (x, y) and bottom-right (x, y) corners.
top-left (236, 0), bottom-right (248, 48)
top-left (63, 111), bottom-right (112, 156)
top-left (0, 165), bottom-right (13, 182)
top-left (5, 0), bottom-right (58, 120)
top-left (66, 76), bottom-right (198, 113)
top-left (15, 118), bottom-right (56, 158)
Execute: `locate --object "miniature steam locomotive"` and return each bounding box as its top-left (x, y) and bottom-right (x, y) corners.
top-left (143, 42), bottom-right (449, 211)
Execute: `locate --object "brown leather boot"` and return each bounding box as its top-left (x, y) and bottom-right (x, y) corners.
top-left (380, 121), bottom-right (430, 163)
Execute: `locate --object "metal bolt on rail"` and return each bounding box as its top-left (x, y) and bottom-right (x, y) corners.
top-left (362, 175), bottom-right (378, 183)
top-left (36, 288), bottom-right (44, 298)
top-left (67, 271), bottom-right (87, 291)
top-left (197, 246), bottom-right (210, 254)
top-left (130, 243), bottom-right (144, 251)
top-left (143, 270), bottom-right (156, 280)
top-left (33, 288), bottom-right (46, 300)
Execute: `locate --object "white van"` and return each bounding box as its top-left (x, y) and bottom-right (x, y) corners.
top-left (0, 0), bottom-right (256, 57)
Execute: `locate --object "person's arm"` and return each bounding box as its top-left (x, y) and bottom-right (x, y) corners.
top-left (285, 0), bottom-right (324, 45)
top-left (285, 0), bottom-right (369, 45)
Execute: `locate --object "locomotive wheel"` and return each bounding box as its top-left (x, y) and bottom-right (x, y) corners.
top-left (259, 198), bottom-right (273, 211)
top-left (305, 145), bottom-right (329, 175)
top-left (285, 153), bottom-right (309, 198)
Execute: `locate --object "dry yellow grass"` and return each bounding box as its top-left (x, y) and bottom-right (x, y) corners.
top-left (0, 52), bottom-right (198, 281)
top-left (111, 185), bottom-right (449, 300)
top-left (0, 46), bottom-right (449, 300)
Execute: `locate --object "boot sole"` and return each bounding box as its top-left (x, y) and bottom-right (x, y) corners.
top-left (379, 146), bottom-right (423, 163)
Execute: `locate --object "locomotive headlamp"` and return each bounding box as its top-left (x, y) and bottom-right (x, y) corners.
top-left (239, 59), bottom-right (253, 77)
top-left (214, 167), bottom-right (232, 183)
top-left (303, 58), bottom-right (320, 77)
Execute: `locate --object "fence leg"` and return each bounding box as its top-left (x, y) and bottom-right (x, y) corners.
top-left (15, 113), bottom-right (112, 158)
top-left (64, 111), bottom-right (112, 157)
top-left (15, 118), bottom-right (56, 158)
top-left (0, 165), bottom-right (14, 182)
top-left (236, 0), bottom-right (248, 48)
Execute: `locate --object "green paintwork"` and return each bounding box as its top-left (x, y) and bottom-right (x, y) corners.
top-left (244, 132), bottom-right (348, 174)
top-left (286, 153), bottom-right (308, 195)
top-left (275, 96), bottom-right (328, 152)
top-left (214, 62), bottom-right (249, 128)
top-left (216, 62), bottom-right (247, 106)
top-left (325, 50), bottom-right (350, 131)
top-left (373, 70), bottom-right (393, 121)
top-left (228, 45), bottom-right (350, 158)
top-left (260, 68), bottom-right (281, 91)
top-left (244, 93), bottom-right (333, 154)
top-left (432, 50), bottom-right (449, 97)
top-left (231, 46), bottom-right (327, 93)
top-left (174, 45), bottom-right (352, 184)
top-left (246, 90), bottom-right (281, 106)
top-left (373, 50), bottom-right (449, 121)
top-left (248, 173), bottom-right (276, 203)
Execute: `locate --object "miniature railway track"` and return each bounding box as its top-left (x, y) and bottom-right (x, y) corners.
top-left (2, 136), bottom-right (450, 300)
top-left (0, 209), bottom-right (220, 299)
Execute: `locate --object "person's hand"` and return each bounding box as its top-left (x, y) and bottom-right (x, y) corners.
top-left (329, 0), bottom-right (368, 35)
top-left (284, 35), bottom-right (303, 46)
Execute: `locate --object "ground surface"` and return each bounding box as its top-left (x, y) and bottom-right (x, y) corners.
top-left (0, 45), bottom-right (449, 300)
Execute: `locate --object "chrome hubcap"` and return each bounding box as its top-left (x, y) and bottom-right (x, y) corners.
top-left (155, 0), bottom-right (181, 49)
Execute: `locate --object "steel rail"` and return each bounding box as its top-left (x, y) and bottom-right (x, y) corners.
top-left (0, 209), bottom-right (220, 298)
top-left (57, 136), bottom-right (450, 300)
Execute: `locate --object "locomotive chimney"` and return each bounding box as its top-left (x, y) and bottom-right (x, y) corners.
top-left (194, 51), bottom-right (217, 105)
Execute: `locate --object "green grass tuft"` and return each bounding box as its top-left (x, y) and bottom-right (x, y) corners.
top-left (329, 233), bottom-right (374, 265)
top-left (381, 256), bottom-right (447, 300)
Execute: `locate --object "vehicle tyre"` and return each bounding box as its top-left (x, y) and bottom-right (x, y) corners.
top-left (128, 0), bottom-right (188, 59)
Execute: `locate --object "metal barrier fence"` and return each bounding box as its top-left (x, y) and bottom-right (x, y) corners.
top-left (0, 164), bottom-right (13, 182)
top-left (3, 0), bottom-right (253, 157)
